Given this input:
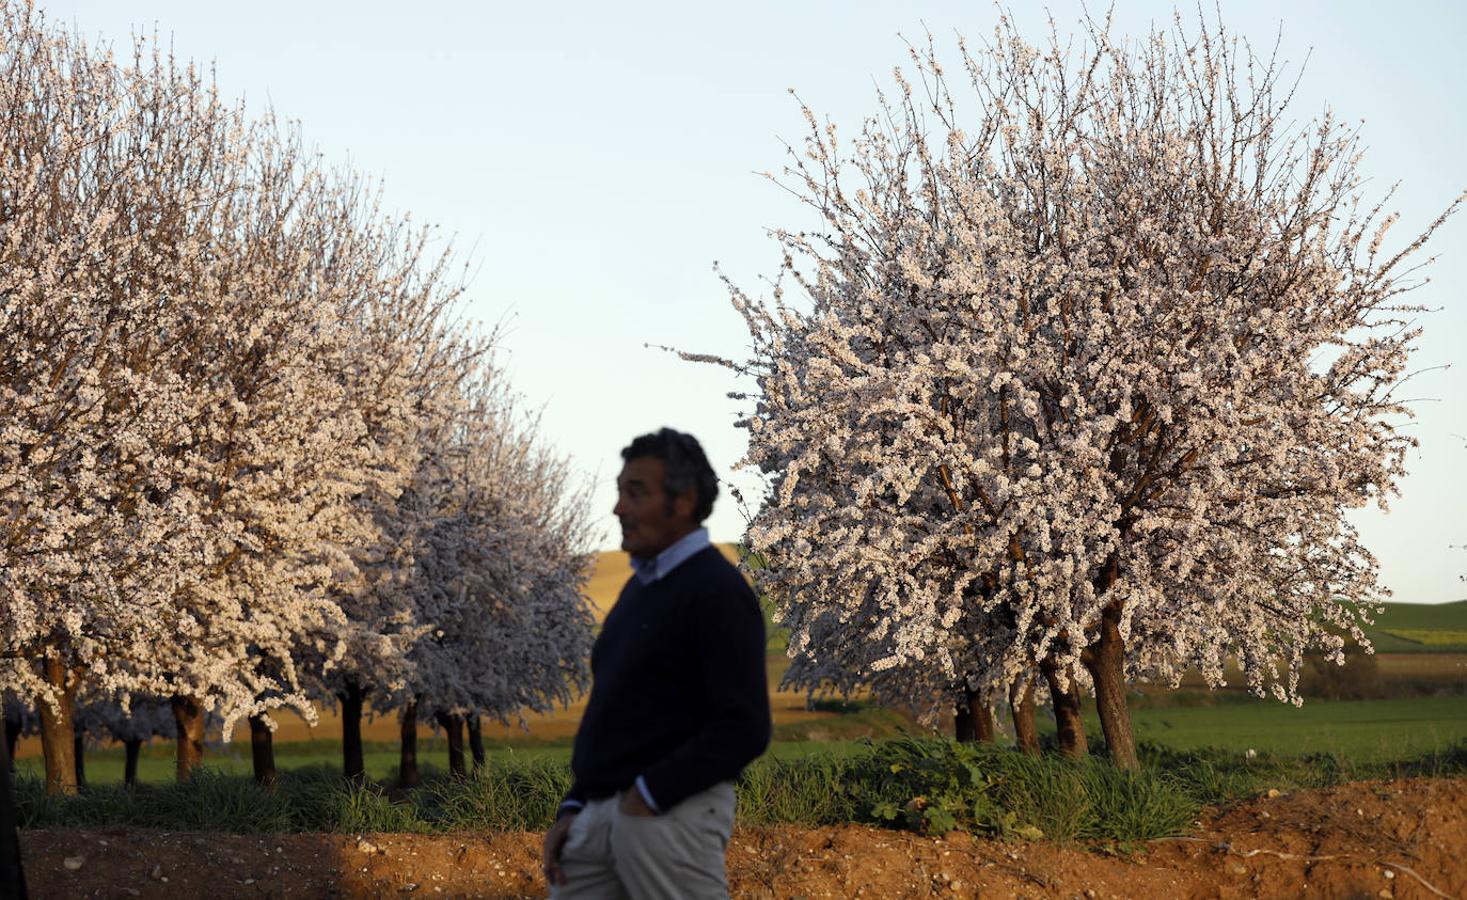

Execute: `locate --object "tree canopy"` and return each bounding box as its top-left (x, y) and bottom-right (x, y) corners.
top-left (696, 10), bottom-right (1461, 767)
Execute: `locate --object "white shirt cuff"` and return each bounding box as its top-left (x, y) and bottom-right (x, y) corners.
top-left (634, 775), bottom-right (662, 814)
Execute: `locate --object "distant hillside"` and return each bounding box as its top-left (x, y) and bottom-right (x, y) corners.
top-left (1364, 600), bottom-right (1467, 653)
top-left (1374, 600), bottom-right (1467, 630)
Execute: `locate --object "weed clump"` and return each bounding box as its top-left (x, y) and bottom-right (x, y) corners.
top-left (740, 737), bottom-right (1199, 841)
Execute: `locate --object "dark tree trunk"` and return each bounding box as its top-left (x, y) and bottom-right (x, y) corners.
top-left (71, 733), bottom-right (84, 789)
top-left (4, 715), bottom-right (20, 771)
top-left (435, 711), bottom-right (466, 778)
top-left (399, 701), bottom-right (419, 789)
top-left (467, 714), bottom-right (485, 774)
top-left (953, 698), bottom-right (974, 743)
top-left (36, 656), bottom-right (78, 796)
top-left (339, 680), bottom-right (366, 781)
top-left (0, 728), bottom-right (28, 899)
top-left (123, 739), bottom-right (142, 788)
top-left (953, 689), bottom-right (995, 744)
top-left (1043, 663), bottom-right (1088, 759)
top-left (1084, 603), bottom-right (1139, 770)
top-left (1009, 677), bottom-right (1040, 756)
top-left (249, 716), bottom-right (277, 786)
top-left (171, 695), bottom-right (206, 782)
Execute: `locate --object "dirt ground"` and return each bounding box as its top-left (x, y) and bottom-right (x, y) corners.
top-left (19, 776), bottom-right (1465, 899)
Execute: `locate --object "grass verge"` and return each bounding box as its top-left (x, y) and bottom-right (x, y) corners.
top-left (15, 736), bottom-right (1466, 844)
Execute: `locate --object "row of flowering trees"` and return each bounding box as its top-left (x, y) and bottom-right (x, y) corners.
top-left (0, 1), bottom-right (594, 793)
top-left (701, 12), bottom-right (1459, 767)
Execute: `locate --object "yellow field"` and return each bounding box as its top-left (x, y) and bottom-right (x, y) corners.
top-left (582, 543), bottom-right (743, 620)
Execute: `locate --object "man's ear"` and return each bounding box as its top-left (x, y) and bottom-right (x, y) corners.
top-left (672, 489), bottom-right (698, 522)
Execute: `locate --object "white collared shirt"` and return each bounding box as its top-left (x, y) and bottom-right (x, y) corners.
top-left (629, 527), bottom-right (710, 585)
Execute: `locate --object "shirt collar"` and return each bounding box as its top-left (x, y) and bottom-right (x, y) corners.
top-left (630, 527), bottom-right (710, 585)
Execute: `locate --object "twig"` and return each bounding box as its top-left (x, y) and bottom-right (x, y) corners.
top-left (1224, 843), bottom-right (1344, 862)
top-left (1154, 839), bottom-right (1452, 899)
top-left (1381, 861), bottom-right (1453, 900)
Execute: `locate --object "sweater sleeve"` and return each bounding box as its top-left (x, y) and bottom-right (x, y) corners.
top-left (639, 571), bottom-right (772, 810)
top-left (558, 780), bottom-right (588, 817)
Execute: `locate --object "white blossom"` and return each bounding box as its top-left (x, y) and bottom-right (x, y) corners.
top-left (691, 12), bottom-right (1459, 722)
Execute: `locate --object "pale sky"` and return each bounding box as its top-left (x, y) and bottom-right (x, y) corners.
top-left (42, 1), bottom-right (1467, 604)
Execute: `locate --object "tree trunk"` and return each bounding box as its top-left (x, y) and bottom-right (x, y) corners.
top-left (467, 714), bottom-right (485, 774)
top-left (4, 715), bottom-right (20, 771)
top-left (249, 716), bottom-right (277, 786)
top-left (171, 694), bottom-right (205, 782)
top-left (123, 739), bottom-right (142, 788)
top-left (1009, 676), bottom-right (1040, 756)
top-left (954, 699), bottom-right (974, 743)
top-left (36, 656), bottom-right (78, 796)
top-left (399, 701), bottom-right (419, 789)
top-left (1043, 663), bottom-right (1088, 759)
top-left (974, 700), bottom-right (995, 742)
top-left (71, 733), bottom-right (85, 789)
top-left (435, 711), bottom-right (466, 778)
top-left (339, 680), bottom-right (366, 781)
top-left (953, 689), bottom-right (995, 744)
top-left (1083, 604), bottom-right (1139, 770)
top-left (0, 728), bottom-right (28, 899)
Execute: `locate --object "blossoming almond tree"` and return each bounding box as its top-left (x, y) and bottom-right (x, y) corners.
top-left (291, 206), bottom-right (489, 781)
top-left (0, 5), bottom-right (230, 793)
top-left (2, 3), bottom-right (425, 787)
top-left (136, 137), bottom-right (383, 780)
top-left (1, 2), bottom-right (597, 791)
top-left (698, 12), bottom-right (1460, 768)
top-left (390, 372), bottom-right (595, 781)
top-left (780, 596), bottom-right (1039, 748)
top-left (71, 692), bottom-right (178, 787)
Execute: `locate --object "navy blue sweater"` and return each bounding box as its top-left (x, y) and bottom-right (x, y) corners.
top-left (563, 546), bottom-right (772, 812)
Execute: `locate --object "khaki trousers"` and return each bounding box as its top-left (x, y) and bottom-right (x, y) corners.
top-left (550, 781), bottom-right (736, 900)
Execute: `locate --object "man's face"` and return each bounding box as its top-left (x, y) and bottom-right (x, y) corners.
top-left (614, 456), bottom-right (697, 559)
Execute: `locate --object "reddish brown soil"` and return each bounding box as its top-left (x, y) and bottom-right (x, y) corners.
top-left (20, 777), bottom-right (1465, 899)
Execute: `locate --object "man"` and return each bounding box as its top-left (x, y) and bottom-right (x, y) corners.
top-left (542, 428), bottom-right (771, 899)
top-left (0, 726), bottom-right (26, 899)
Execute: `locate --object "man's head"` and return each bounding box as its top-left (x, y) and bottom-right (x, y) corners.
top-left (614, 428), bottom-right (718, 559)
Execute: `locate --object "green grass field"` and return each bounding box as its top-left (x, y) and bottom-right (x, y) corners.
top-left (1382, 629), bottom-right (1467, 646)
top-left (1094, 695), bottom-right (1467, 761)
top-left (21, 693), bottom-right (1467, 785)
top-left (15, 739), bottom-right (571, 787)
